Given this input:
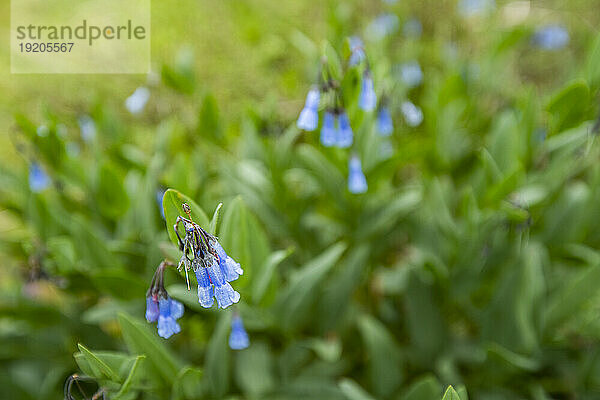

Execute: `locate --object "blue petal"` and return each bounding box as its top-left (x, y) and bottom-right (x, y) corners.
top-left (212, 240), bottom-right (243, 282)
top-left (157, 315), bottom-right (181, 339)
top-left (125, 87), bottom-right (150, 114)
top-left (145, 297), bottom-right (159, 323)
top-left (170, 299), bottom-right (184, 320)
top-left (533, 25), bottom-right (569, 50)
top-left (78, 115), bottom-right (96, 142)
top-left (359, 75), bottom-right (377, 111)
top-left (304, 88), bottom-right (320, 109)
top-left (195, 267), bottom-right (214, 308)
top-left (297, 107), bottom-right (319, 131)
top-left (377, 108), bottom-right (393, 136)
top-left (214, 283), bottom-right (241, 309)
top-left (401, 101), bottom-right (423, 127)
top-left (336, 112), bottom-right (353, 148)
top-left (398, 61), bottom-right (423, 88)
top-left (320, 112), bottom-right (337, 147)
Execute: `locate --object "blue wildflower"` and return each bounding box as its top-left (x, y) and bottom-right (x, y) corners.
top-left (366, 13), bottom-right (400, 40)
top-left (458, 0), bottom-right (495, 17)
top-left (29, 163), bottom-right (50, 193)
top-left (359, 72), bottom-right (377, 112)
top-left (337, 112), bottom-right (353, 148)
top-left (403, 18), bottom-right (422, 38)
top-left (211, 239), bottom-right (243, 282)
top-left (157, 298), bottom-right (183, 339)
top-left (78, 115), bottom-right (96, 142)
top-left (145, 296), bottom-right (160, 322)
top-left (533, 25), bottom-right (569, 50)
top-left (348, 156), bottom-right (368, 194)
top-left (195, 264), bottom-right (214, 308)
top-left (377, 107), bottom-right (393, 136)
top-left (348, 36), bottom-right (366, 66)
top-left (401, 101), bottom-right (423, 127)
top-left (125, 86), bottom-right (150, 114)
top-left (297, 87), bottom-right (320, 131)
top-left (229, 314), bottom-right (250, 350)
top-left (320, 111), bottom-right (337, 147)
top-left (398, 61), bottom-right (423, 88)
top-left (206, 255), bottom-right (241, 309)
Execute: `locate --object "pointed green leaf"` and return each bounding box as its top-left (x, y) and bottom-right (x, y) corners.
top-left (113, 355), bottom-right (146, 400)
top-left (209, 202), bottom-right (223, 235)
top-left (442, 386), bottom-right (461, 400)
top-left (162, 188), bottom-right (210, 248)
top-left (77, 344), bottom-right (121, 383)
top-left (204, 313), bottom-right (230, 398)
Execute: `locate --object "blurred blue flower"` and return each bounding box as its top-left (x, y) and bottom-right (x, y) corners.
top-left (377, 107), bottom-right (394, 136)
top-left (37, 125), bottom-right (49, 137)
top-left (401, 101), bottom-right (423, 127)
top-left (195, 265), bottom-right (215, 308)
top-left (125, 87), bottom-right (150, 114)
top-left (349, 36), bottom-right (366, 66)
top-left (78, 115), bottom-right (96, 142)
top-left (348, 156), bottom-right (368, 194)
top-left (532, 25), bottom-right (569, 50)
top-left (403, 18), bottom-right (422, 38)
top-left (145, 296), bottom-right (160, 322)
top-left (157, 298), bottom-right (183, 339)
top-left (212, 239), bottom-right (243, 282)
top-left (337, 112), bottom-right (353, 148)
top-left (359, 73), bottom-right (377, 111)
top-left (206, 255), bottom-right (241, 309)
top-left (229, 314), bottom-right (250, 350)
top-left (297, 87), bottom-right (320, 131)
top-left (458, 0), bottom-right (495, 17)
top-left (366, 13), bottom-right (400, 40)
top-left (398, 61), bottom-right (423, 88)
top-left (29, 163), bottom-right (50, 193)
top-left (320, 111), bottom-right (337, 147)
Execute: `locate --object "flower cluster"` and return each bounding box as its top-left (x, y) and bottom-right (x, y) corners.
top-left (146, 261), bottom-right (184, 339)
top-left (174, 203), bottom-right (243, 309)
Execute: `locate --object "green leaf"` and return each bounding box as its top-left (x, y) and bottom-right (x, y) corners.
top-left (77, 344), bottom-right (121, 383)
top-left (162, 188), bottom-right (210, 248)
top-left (204, 313), bottom-right (230, 398)
top-left (339, 378), bottom-right (376, 400)
top-left (117, 313), bottom-right (181, 385)
top-left (252, 248), bottom-right (293, 304)
top-left (357, 315), bottom-right (403, 397)
top-left (276, 242), bottom-right (347, 331)
top-left (442, 386), bottom-right (461, 400)
top-left (209, 202), bottom-right (223, 235)
top-left (96, 161), bottom-right (129, 219)
top-left (402, 374), bottom-right (441, 400)
top-left (113, 355), bottom-right (145, 400)
top-left (546, 80), bottom-right (590, 132)
top-left (234, 341), bottom-right (276, 397)
top-left (172, 367), bottom-right (204, 400)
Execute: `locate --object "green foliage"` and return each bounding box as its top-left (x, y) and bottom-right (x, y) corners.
top-left (5, 2), bottom-right (600, 400)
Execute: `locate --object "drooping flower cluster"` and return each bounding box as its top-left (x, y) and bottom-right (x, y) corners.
top-left (229, 313), bottom-right (250, 350)
top-left (174, 203), bottom-right (242, 309)
top-left (145, 260), bottom-right (184, 339)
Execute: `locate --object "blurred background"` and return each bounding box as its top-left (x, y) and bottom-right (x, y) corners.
top-left (3, 0), bottom-right (600, 399)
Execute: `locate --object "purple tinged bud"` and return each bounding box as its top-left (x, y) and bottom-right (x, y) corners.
top-left (145, 296), bottom-right (159, 322)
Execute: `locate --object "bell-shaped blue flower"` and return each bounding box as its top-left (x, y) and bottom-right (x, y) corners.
top-left (337, 112), bottom-right (353, 148)
top-left (320, 112), bottom-right (337, 147)
top-left (145, 296), bottom-right (159, 322)
top-left (366, 13), bottom-right (400, 40)
top-left (207, 257), bottom-right (240, 309)
top-left (156, 298), bottom-right (184, 339)
top-left (348, 36), bottom-right (365, 66)
top-left (229, 314), bottom-right (250, 350)
top-left (348, 156), bottom-right (368, 194)
top-left (533, 25), bottom-right (569, 50)
top-left (212, 239), bottom-right (243, 282)
top-left (401, 101), bottom-right (423, 127)
top-left (125, 87), bottom-right (150, 114)
top-left (377, 107), bottom-right (393, 136)
top-left (359, 73), bottom-right (377, 112)
top-left (29, 163), bottom-right (50, 193)
top-left (297, 87), bottom-right (320, 131)
top-left (195, 266), bottom-right (214, 308)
